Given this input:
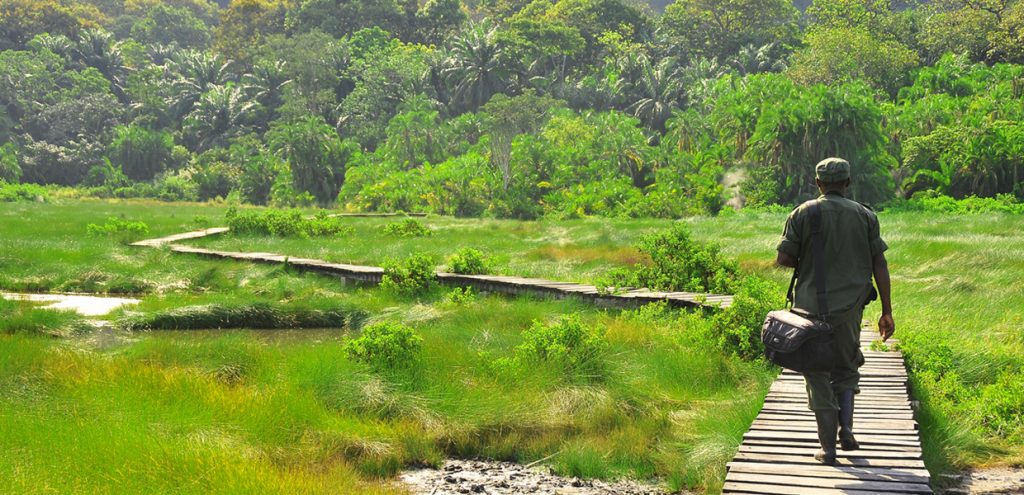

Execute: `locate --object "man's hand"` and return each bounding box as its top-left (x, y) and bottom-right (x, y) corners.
top-left (878, 313), bottom-right (895, 342)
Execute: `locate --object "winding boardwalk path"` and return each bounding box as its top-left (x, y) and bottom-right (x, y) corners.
top-left (723, 330), bottom-right (932, 494)
top-left (133, 228), bottom-right (733, 310)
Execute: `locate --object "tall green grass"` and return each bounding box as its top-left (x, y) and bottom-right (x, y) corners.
top-left (2, 199), bottom-right (1022, 492)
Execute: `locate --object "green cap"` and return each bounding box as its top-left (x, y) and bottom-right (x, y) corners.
top-left (815, 157), bottom-right (850, 183)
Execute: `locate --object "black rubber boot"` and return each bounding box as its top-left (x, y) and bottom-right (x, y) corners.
top-left (839, 389), bottom-right (860, 450)
top-left (813, 409), bottom-right (838, 465)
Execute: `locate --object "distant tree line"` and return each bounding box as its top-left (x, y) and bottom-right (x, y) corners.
top-left (0, 0), bottom-right (1022, 216)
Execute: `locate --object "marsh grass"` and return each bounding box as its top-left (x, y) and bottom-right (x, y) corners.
top-left (0, 298), bottom-right (90, 337)
top-left (118, 301), bottom-right (367, 331)
top-left (2, 199), bottom-right (1022, 492)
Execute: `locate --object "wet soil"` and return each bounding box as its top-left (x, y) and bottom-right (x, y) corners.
top-left (398, 459), bottom-right (669, 495)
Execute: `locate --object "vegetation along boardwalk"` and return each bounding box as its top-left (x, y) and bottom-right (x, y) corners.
top-left (133, 228), bottom-right (733, 310)
top-left (723, 330), bottom-right (931, 494)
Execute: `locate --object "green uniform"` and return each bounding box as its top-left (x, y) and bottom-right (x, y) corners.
top-left (777, 191), bottom-right (888, 411)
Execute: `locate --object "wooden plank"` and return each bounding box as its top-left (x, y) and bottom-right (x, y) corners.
top-left (742, 439), bottom-right (921, 453)
top-left (731, 452), bottom-right (927, 469)
top-left (726, 462), bottom-right (929, 482)
top-left (723, 480), bottom-right (911, 494)
top-left (725, 472), bottom-right (932, 493)
top-left (738, 445), bottom-right (921, 460)
top-left (744, 431), bottom-right (920, 447)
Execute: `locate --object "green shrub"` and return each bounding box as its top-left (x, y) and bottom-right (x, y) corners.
top-left (382, 219), bottom-right (433, 237)
top-left (443, 286), bottom-right (476, 304)
top-left (343, 321), bottom-right (423, 371)
top-left (380, 254), bottom-right (436, 295)
top-left (225, 207), bottom-right (354, 238)
top-left (85, 217), bottom-right (150, 241)
top-left (446, 247), bottom-right (490, 274)
top-left (512, 314), bottom-right (608, 382)
top-left (0, 142), bottom-right (22, 182)
top-left (599, 223), bottom-right (739, 293)
top-left (884, 191), bottom-right (1024, 214)
top-left (708, 275), bottom-right (785, 360)
top-left (0, 182), bottom-right (48, 202)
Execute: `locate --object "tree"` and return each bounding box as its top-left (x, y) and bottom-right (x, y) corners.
top-left (287, 0), bottom-right (406, 40)
top-left (336, 35), bottom-right (432, 148)
top-left (130, 4), bottom-right (211, 49)
top-left (416, 0), bottom-right (467, 46)
top-left (165, 50), bottom-right (237, 121)
top-left (256, 32), bottom-right (351, 123)
top-left (213, 0), bottom-right (288, 63)
top-left (107, 125), bottom-right (177, 181)
top-left (440, 23), bottom-right (515, 114)
top-left (0, 0), bottom-right (82, 51)
top-left (733, 75), bottom-right (896, 205)
top-left (615, 54), bottom-right (684, 132)
top-left (182, 84), bottom-right (260, 152)
top-left (267, 116), bottom-right (358, 205)
top-left (381, 96), bottom-right (444, 169)
top-left (480, 92), bottom-right (561, 190)
top-left (788, 26), bottom-right (919, 95)
top-left (660, 0), bottom-right (799, 61)
top-left (0, 142), bottom-right (21, 182)
top-left (240, 60), bottom-right (290, 128)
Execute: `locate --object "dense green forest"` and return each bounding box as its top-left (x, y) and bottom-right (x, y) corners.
top-left (1, 0), bottom-right (1023, 217)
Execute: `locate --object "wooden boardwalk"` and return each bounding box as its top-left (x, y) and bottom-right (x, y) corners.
top-left (723, 330), bottom-right (931, 494)
top-left (133, 228), bottom-right (733, 310)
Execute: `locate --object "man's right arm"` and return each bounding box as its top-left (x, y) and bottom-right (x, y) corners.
top-left (873, 252), bottom-right (894, 341)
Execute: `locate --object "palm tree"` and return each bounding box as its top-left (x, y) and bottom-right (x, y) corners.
top-left (241, 60), bottom-right (291, 129)
top-left (616, 54), bottom-right (684, 132)
top-left (440, 23), bottom-right (515, 113)
top-left (728, 42), bottom-right (788, 76)
top-left (182, 84), bottom-right (259, 152)
top-left (165, 50), bottom-right (237, 122)
top-left (67, 29), bottom-right (132, 103)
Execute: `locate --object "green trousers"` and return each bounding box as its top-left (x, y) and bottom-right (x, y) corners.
top-left (803, 306), bottom-right (865, 411)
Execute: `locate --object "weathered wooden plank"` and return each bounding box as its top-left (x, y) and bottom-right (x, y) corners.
top-left (738, 445), bottom-right (921, 460)
top-left (744, 431), bottom-right (921, 446)
top-left (725, 472), bottom-right (932, 493)
top-left (731, 452), bottom-right (927, 469)
top-left (726, 462), bottom-right (929, 482)
top-left (742, 439), bottom-right (922, 453)
top-left (723, 480), bottom-right (915, 494)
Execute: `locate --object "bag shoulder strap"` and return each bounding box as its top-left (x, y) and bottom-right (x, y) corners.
top-left (809, 200), bottom-right (829, 316)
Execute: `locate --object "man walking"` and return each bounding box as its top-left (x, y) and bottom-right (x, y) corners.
top-left (774, 157), bottom-right (895, 465)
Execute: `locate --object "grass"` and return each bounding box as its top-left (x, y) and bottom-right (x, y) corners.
top-left (1, 198), bottom-right (1022, 493)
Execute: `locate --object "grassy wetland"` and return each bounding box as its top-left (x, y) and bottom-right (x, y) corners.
top-left (2, 199), bottom-right (1023, 494)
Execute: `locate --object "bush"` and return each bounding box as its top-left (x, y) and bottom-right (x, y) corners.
top-left (443, 286), bottom-right (476, 304)
top-left (382, 218), bottom-right (433, 237)
top-left (0, 142), bottom-right (21, 182)
top-left (884, 191), bottom-right (1024, 214)
top-left (446, 248), bottom-right (490, 274)
top-left (599, 223), bottom-right (739, 293)
top-left (380, 254), bottom-right (436, 295)
top-left (512, 314), bottom-right (608, 382)
top-left (86, 217), bottom-right (150, 241)
top-left (225, 207), bottom-right (354, 238)
top-left (343, 321), bottom-right (423, 371)
top-left (707, 275), bottom-right (785, 360)
top-left (0, 182), bottom-right (48, 202)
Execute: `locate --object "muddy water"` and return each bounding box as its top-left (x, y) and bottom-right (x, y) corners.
top-left (1, 292), bottom-right (140, 316)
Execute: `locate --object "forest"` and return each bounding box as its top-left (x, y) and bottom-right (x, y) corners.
top-left (2, 0), bottom-right (1023, 217)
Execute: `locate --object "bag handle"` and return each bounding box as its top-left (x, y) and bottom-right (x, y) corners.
top-left (809, 200), bottom-right (829, 316)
